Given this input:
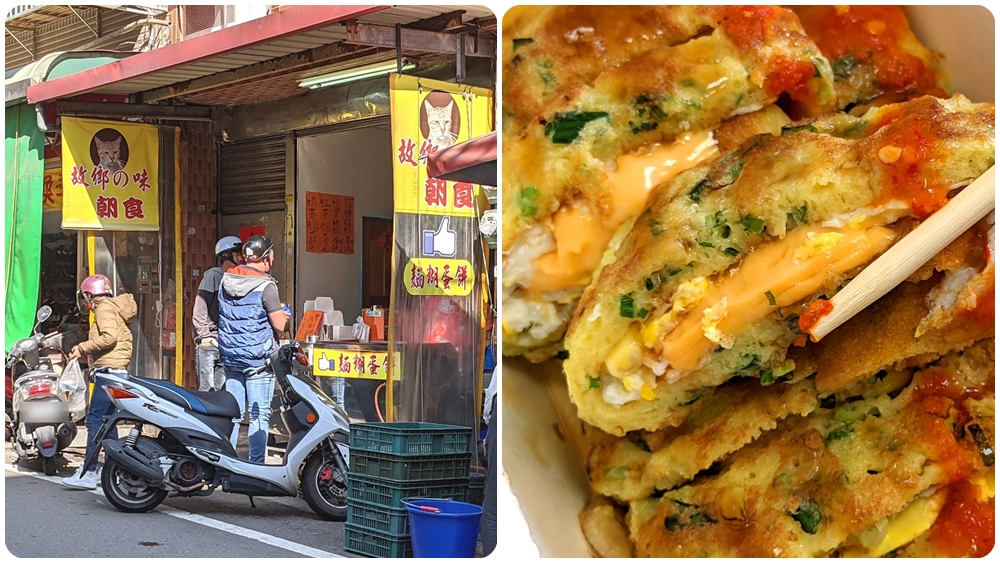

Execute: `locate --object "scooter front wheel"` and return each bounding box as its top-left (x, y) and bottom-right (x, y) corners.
top-left (301, 453), bottom-right (348, 521)
top-left (101, 458), bottom-right (168, 513)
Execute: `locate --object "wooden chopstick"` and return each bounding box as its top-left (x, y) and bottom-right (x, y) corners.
top-left (807, 165), bottom-right (996, 342)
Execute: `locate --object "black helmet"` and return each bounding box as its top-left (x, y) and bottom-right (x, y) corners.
top-left (243, 235), bottom-right (274, 262)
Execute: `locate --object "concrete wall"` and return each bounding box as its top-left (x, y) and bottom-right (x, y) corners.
top-left (295, 123), bottom-right (393, 324)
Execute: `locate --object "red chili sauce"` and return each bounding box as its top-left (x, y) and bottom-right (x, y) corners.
top-left (798, 299), bottom-right (833, 334)
top-left (928, 479), bottom-right (995, 557)
top-left (793, 5), bottom-right (941, 97)
top-left (722, 6), bottom-right (818, 104)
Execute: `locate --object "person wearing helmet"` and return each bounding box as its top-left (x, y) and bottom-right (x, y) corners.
top-left (217, 234), bottom-right (290, 463)
top-left (192, 236), bottom-right (245, 392)
top-left (62, 274), bottom-right (137, 490)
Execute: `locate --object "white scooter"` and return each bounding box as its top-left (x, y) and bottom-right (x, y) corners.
top-left (90, 342), bottom-right (351, 520)
top-left (5, 305), bottom-right (84, 475)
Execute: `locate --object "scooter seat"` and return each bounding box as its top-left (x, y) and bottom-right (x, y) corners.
top-left (132, 377), bottom-right (241, 419)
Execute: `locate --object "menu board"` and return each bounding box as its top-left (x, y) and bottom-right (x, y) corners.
top-left (305, 191), bottom-right (354, 254)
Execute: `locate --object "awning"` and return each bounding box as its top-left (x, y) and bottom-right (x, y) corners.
top-left (25, 5), bottom-right (388, 104)
top-left (426, 131), bottom-right (497, 187)
top-left (6, 50), bottom-right (133, 105)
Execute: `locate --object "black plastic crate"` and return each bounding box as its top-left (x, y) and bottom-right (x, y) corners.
top-left (344, 523), bottom-right (412, 558)
top-left (348, 473), bottom-right (468, 507)
top-left (350, 449), bottom-right (471, 481)
top-left (347, 498), bottom-right (411, 536)
top-left (350, 422), bottom-right (473, 455)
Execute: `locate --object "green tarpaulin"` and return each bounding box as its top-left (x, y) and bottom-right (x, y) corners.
top-left (5, 103), bottom-right (44, 352)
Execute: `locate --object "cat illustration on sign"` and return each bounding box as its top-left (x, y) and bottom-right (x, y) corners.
top-left (95, 135), bottom-right (125, 173)
top-left (424, 99), bottom-right (457, 149)
top-left (419, 90), bottom-right (461, 154)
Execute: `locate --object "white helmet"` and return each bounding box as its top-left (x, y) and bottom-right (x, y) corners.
top-left (215, 236), bottom-right (243, 256)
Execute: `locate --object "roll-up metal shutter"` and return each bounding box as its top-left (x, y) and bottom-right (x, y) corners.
top-left (219, 135), bottom-right (286, 214)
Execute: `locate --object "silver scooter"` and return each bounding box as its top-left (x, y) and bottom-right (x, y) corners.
top-left (5, 306), bottom-right (84, 475)
top-left (91, 342), bottom-right (351, 520)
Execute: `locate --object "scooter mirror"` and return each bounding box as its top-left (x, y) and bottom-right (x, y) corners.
top-left (32, 305), bottom-right (53, 333)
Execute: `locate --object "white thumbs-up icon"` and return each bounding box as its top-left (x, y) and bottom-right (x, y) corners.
top-left (317, 352), bottom-right (331, 371)
top-left (423, 217), bottom-right (457, 257)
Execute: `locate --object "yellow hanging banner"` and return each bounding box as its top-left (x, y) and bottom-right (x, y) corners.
top-left (61, 117), bottom-right (160, 231)
top-left (390, 75), bottom-right (493, 217)
top-left (42, 165), bottom-right (62, 212)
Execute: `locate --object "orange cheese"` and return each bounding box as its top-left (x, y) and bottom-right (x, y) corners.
top-left (659, 225), bottom-right (899, 371)
top-left (529, 132), bottom-right (718, 295)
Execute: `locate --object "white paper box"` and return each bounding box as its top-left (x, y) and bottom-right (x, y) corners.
top-left (499, 5), bottom-right (995, 557)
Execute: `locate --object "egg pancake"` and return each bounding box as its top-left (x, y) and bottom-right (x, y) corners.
top-left (563, 94), bottom-right (994, 436)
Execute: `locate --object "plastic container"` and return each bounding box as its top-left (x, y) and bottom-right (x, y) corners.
top-left (348, 498), bottom-right (412, 536)
top-left (348, 473), bottom-right (469, 507)
top-left (350, 450), bottom-right (471, 481)
top-left (344, 522), bottom-right (412, 558)
top-left (350, 422), bottom-right (473, 455)
top-left (403, 498), bottom-right (483, 558)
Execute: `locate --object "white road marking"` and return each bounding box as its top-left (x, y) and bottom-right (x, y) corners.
top-left (4, 462), bottom-right (344, 558)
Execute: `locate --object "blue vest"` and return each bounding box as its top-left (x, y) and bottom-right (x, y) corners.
top-left (217, 271), bottom-right (277, 369)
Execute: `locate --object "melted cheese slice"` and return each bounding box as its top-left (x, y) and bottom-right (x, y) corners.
top-left (528, 132), bottom-right (718, 295)
top-left (659, 225), bottom-right (899, 371)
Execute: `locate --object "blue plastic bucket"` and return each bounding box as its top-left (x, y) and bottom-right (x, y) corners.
top-left (403, 497), bottom-right (483, 558)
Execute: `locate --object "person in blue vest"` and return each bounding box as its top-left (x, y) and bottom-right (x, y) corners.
top-left (217, 234), bottom-right (289, 463)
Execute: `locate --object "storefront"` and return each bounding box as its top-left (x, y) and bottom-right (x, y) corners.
top-left (17, 6), bottom-right (498, 435)
top-left (6, 52), bottom-right (179, 380)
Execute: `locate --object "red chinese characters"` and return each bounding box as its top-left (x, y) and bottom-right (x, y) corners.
top-left (132, 169), bottom-right (151, 192)
top-left (122, 197), bottom-right (145, 220)
top-left (338, 354), bottom-right (351, 374)
top-left (43, 176), bottom-right (57, 205)
top-left (367, 355), bottom-right (380, 376)
top-left (424, 178), bottom-right (448, 207)
top-left (410, 264), bottom-right (426, 289)
top-left (70, 165), bottom-right (90, 187)
top-left (426, 265), bottom-right (440, 288)
top-left (453, 182), bottom-right (474, 209)
top-left (91, 166), bottom-right (111, 191)
top-left (96, 195), bottom-right (119, 219)
top-left (441, 264), bottom-right (454, 290)
top-left (455, 265), bottom-right (468, 289)
top-left (397, 137), bottom-right (418, 167)
top-left (352, 354), bottom-right (365, 375)
top-left (418, 139), bottom-right (438, 163)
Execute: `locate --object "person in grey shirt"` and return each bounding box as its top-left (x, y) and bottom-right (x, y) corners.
top-left (192, 236), bottom-right (243, 391)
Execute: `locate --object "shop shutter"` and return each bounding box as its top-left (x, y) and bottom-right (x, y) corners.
top-left (219, 135), bottom-right (287, 214)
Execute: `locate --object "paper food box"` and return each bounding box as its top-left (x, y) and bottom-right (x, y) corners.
top-left (500, 5), bottom-right (995, 558)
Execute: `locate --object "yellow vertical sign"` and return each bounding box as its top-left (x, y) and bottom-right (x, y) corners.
top-left (61, 117), bottom-right (160, 231)
top-left (42, 165), bottom-right (62, 211)
top-left (390, 75), bottom-right (493, 217)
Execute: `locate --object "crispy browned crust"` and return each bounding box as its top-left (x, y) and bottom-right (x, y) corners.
top-left (628, 343), bottom-right (995, 557)
top-left (589, 378), bottom-right (818, 503)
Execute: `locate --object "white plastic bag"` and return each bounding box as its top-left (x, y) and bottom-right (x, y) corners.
top-left (59, 359), bottom-right (87, 393)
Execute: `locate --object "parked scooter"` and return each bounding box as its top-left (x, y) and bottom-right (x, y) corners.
top-left (91, 342), bottom-right (351, 520)
top-left (5, 306), bottom-right (84, 475)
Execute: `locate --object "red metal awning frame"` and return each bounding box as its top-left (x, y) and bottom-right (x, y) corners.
top-left (26, 5), bottom-right (388, 104)
top-left (426, 131), bottom-right (497, 187)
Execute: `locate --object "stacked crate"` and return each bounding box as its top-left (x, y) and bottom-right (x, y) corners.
top-left (344, 422), bottom-right (473, 558)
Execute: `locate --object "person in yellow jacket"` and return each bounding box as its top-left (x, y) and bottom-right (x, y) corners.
top-left (62, 274), bottom-right (137, 490)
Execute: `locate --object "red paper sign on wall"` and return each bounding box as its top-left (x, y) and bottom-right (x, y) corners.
top-left (305, 191), bottom-right (354, 254)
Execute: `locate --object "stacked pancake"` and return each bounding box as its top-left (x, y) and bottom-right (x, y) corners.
top-left (501, 5), bottom-right (995, 558)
